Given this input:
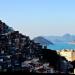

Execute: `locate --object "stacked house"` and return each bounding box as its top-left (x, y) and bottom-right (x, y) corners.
top-left (0, 20), bottom-right (72, 73)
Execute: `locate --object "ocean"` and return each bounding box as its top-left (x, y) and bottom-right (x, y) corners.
top-left (47, 43), bottom-right (75, 50)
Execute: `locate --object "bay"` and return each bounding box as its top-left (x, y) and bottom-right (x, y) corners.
top-left (47, 43), bottom-right (75, 50)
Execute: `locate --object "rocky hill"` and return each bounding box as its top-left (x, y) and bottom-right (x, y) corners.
top-left (33, 36), bottom-right (53, 46)
top-left (0, 20), bottom-right (71, 73)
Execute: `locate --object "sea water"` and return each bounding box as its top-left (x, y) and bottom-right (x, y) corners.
top-left (47, 43), bottom-right (75, 50)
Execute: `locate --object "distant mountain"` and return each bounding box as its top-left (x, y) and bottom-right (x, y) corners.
top-left (63, 33), bottom-right (71, 38)
top-left (44, 36), bottom-right (63, 44)
top-left (43, 33), bottom-right (75, 44)
top-left (33, 36), bottom-right (53, 46)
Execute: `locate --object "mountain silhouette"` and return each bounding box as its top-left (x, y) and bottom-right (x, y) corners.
top-left (33, 36), bottom-right (53, 46)
top-left (43, 34), bottom-right (75, 44)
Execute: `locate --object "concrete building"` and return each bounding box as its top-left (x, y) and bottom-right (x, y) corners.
top-left (74, 69), bottom-right (75, 74)
top-left (57, 49), bottom-right (75, 61)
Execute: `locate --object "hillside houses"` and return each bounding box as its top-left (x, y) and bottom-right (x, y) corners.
top-left (0, 20), bottom-right (73, 73)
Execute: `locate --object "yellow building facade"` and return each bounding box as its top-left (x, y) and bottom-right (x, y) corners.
top-left (57, 49), bottom-right (75, 61)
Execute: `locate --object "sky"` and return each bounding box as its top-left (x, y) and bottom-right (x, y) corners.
top-left (0, 0), bottom-right (75, 39)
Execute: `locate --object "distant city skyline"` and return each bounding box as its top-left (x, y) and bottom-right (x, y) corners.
top-left (0, 0), bottom-right (75, 39)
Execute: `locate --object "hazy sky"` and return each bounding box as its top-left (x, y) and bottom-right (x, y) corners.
top-left (0, 0), bottom-right (75, 39)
